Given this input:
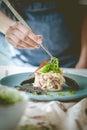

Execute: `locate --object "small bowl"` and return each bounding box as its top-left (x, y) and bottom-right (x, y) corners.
top-left (0, 86), bottom-right (28, 130)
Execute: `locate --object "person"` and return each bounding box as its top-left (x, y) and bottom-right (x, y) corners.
top-left (0, 0), bottom-right (87, 68)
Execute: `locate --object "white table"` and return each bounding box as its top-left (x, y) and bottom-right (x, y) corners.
top-left (0, 66), bottom-right (87, 130)
top-left (0, 65), bottom-right (37, 78)
top-left (0, 65), bottom-right (87, 78)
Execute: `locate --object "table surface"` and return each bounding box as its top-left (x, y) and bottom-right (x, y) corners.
top-left (0, 66), bottom-right (87, 130)
top-left (0, 65), bottom-right (87, 78)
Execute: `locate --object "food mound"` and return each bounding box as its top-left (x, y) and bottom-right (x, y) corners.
top-left (34, 57), bottom-right (65, 91)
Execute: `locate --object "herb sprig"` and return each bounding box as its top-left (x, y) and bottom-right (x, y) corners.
top-left (41, 57), bottom-right (61, 73)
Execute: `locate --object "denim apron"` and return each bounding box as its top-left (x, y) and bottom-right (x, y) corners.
top-left (0, 0), bottom-right (81, 67)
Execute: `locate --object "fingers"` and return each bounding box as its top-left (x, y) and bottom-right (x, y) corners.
top-left (5, 21), bottom-right (43, 49)
top-left (6, 31), bottom-right (40, 49)
top-left (6, 36), bottom-right (25, 49)
top-left (5, 36), bottom-right (36, 49)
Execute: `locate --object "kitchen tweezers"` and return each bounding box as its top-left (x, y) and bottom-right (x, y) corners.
top-left (3, 0), bottom-right (53, 58)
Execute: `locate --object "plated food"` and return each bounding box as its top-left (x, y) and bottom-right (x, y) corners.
top-left (19, 57), bottom-right (79, 94)
top-left (1, 71), bottom-right (86, 101)
top-left (34, 57), bottom-right (65, 91)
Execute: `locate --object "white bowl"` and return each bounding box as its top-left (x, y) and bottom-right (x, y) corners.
top-left (0, 86), bottom-right (28, 130)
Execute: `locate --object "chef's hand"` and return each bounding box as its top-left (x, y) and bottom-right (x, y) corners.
top-left (5, 21), bottom-right (42, 49)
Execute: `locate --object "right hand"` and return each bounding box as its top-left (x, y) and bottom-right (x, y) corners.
top-left (5, 21), bottom-right (43, 49)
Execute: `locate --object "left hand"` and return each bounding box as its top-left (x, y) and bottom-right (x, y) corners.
top-left (75, 60), bottom-right (87, 68)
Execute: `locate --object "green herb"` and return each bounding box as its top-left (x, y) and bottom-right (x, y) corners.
top-left (41, 57), bottom-right (61, 73)
top-left (32, 93), bottom-right (39, 96)
top-left (41, 63), bottom-right (52, 73)
top-left (66, 90), bottom-right (76, 95)
top-left (20, 124), bottom-right (51, 130)
top-left (44, 93), bottom-right (53, 97)
top-left (57, 93), bottom-right (65, 96)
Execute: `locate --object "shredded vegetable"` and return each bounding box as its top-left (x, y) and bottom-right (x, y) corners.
top-left (41, 57), bottom-right (61, 73)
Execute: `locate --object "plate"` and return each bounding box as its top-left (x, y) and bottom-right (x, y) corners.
top-left (0, 72), bottom-right (87, 101)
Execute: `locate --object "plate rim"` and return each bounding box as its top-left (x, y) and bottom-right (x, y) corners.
top-left (0, 72), bottom-right (87, 102)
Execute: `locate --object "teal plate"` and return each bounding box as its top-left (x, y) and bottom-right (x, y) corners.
top-left (0, 72), bottom-right (87, 101)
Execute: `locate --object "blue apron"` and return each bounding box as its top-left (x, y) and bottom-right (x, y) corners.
top-left (0, 0), bottom-right (81, 67)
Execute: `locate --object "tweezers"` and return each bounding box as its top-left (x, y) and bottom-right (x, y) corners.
top-left (3, 0), bottom-right (53, 58)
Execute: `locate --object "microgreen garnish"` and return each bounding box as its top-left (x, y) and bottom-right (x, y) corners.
top-left (41, 57), bottom-right (61, 73)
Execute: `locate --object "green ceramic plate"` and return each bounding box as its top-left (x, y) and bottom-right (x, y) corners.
top-left (0, 72), bottom-right (87, 101)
